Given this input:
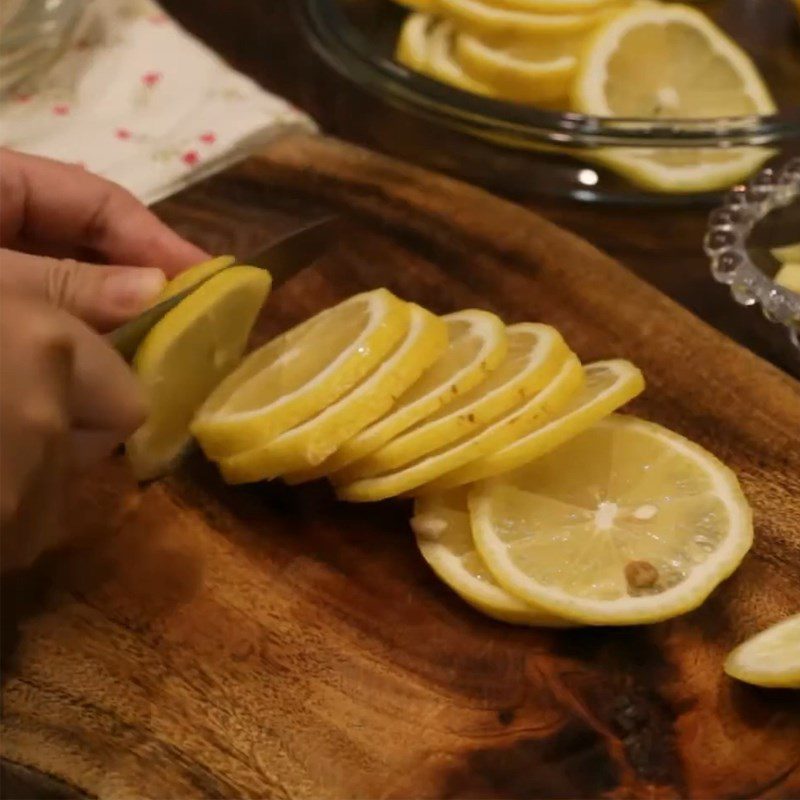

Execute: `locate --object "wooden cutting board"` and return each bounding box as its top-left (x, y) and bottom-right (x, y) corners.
top-left (2, 133), bottom-right (799, 800)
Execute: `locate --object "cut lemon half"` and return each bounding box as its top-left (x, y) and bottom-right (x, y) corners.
top-left (126, 266), bottom-right (271, 481)
top-left (438, 358), bottom-right (644, 486)
top-left (438, 0), bottom-right (614, 37)
top-left (217, 305), bottom-right (448, 483)
top-left (455, 29), bottom-right (579, 104)
top-left (572, 3), bottom-right (776, 192)
top-left (192, 289), bottom-right (410, 459)
top-left (295, 309), bottom-right (508, 481)
top-left (341, 323), bottom-right (571, 482)
top-left (470, 414), bottom-right (753, 625)
top-left (337, 352), bottom-right (582, 502)
top-left (725, 614), bottom-right (800, 689)
top-left (157, 255), bottom-right (236, 301)
top-left (412, 489), bottom-right (570, 626)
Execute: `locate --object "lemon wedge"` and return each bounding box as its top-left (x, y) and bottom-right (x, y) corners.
top-left (288, 309), bottom-right (508, 483)
top-left (412, 489), bottom-right (570, 625)
top-left (217, 305), bottom-right (448, 483)
top-left (572, 2), bottom-right (776, 192)
top-left (470, 414), bottom-right (753, 625)
top-left (126, 266), bottom-right (271, 481)
top-left (436, 358), bottom-right (644, 486)
top-left (725, 614), bottom-right (800, 688)
top-left (157, 255), bottom-right (236, 301)
top-left (340, 323), bottom-right (570, 482)
top-left (192, 289), bottom-right (410, 459)
top-left (336, 352), bottom-right (582, 502)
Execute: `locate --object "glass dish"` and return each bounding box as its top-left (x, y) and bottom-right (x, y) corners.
top-left (298, 0), bottom-right (800, 204)
top-left (704, 157), bottom-right (800, 367)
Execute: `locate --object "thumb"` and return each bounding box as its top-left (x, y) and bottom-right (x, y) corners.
top-left (0, 248), bottom-right (166, 331)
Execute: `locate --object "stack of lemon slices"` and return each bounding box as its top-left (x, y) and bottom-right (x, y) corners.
top-left (394, 1), bottom-right (776, 192)
top-left (126, 276), bottom-right (794, 687)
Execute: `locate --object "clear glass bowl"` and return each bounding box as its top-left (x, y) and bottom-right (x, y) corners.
top-left (298, 0), bottom-right (800, 204)
top-left (704, 157), bottom-right (800, 365)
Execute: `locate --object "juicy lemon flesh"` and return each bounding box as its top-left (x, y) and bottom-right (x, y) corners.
top-left (603, 22), bottom-right (762, 118)
top-left (472, 415), bottom-right (752, 623)
top-left (725, 614), bottom-right (800, 688)
top-left (128, 267), bottom-right (270, 479)
top-left (413, 489), bottom-right (570, 626)
top-left (325, 311), bottom-right (507, 473)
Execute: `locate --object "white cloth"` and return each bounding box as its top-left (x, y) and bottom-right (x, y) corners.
top-left (0, 0), bottom-right (316, 204)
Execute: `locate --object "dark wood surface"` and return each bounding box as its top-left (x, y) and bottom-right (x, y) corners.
top-left (157, 0), bottom-right (800, 377)
top-left (1, 133), bottom-right (799, 799)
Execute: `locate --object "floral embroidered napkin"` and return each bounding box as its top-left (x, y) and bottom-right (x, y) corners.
top-left (0, 0), bottom-right (316, 204)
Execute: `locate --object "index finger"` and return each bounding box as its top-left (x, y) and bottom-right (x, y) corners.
top-left (0, 149), bottom-right (208, 276)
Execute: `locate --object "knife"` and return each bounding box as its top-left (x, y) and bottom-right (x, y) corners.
top-left (107, 215), bottom-right (340, 361)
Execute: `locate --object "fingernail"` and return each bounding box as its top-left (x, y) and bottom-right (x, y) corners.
top-left (105, 268), bottom-right (166, 312)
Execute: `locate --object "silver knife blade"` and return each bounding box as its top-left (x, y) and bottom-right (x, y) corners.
top-left (107, 215), bottom-right (339, 360)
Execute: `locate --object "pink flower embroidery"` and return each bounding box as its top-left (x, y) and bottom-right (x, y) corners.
top-left (181, 150), bottom-right (200, 166)
top-left (141, 71), bottom-right (162, 88)
top-left (52, 103), bottom-right (70, 116)
top-left (115, 128), bottom-right (132, 140)
top-left (199, 132), bottom-right (217, 145)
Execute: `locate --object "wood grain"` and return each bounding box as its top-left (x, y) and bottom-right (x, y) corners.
top-left (1, 133), bottom-right (799, 800)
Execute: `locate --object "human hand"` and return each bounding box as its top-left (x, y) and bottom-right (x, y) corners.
top-left (0, 148), bottom-right (208, 329)
top-left (0, 290), bottom-right (146, 571)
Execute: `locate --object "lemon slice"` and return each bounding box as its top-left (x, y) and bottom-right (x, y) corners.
top-left (455, 29), bottom-right (579, 104)
top-left (157, 255), bottom-right (236, 301)
top-left (772, 242), bottom-right (800, 264)
top-left (725, 614), bottom-right (800, 688)
top-left (289, 309), bottom-right (508, 482)
top-left (412, 488), bottom-right (570, 625)
top-left (341, 324), bottom-right (571, 482)
top-left (424, 19), bottom-right (497, 96)
top-left (192, 289), bottom-right (410, 459)
top-left (337, 352), bottom-right (582, 502)
top-left (217, 305), bottom-right (448, 483)
top-left (572, 3), bottom-right (776, 192)
top-left (438, 0), bottom-right (615, 37)
top-left (775, 264), bottom-right (800, 294)
top-left (126, 266), bottom-right (271, 481)
top-left (470, 414), bottom-right (753, 625)
top-left (438, 358), bottom-right (644, 486)
top-left (396, 12), bottom-right (435, 72)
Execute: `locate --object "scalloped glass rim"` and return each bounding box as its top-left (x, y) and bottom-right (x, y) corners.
top-left (704, 158), bottom-right (800, 352)
top-left (299, 0), bottom-right (800, 149)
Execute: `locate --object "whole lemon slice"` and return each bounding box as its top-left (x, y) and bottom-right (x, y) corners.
top-left (412, 488), bottom-right (570, 626)
top-left (192, 289), bottom-right (410, 459)
top-left (438, 358), bottom-right (644, 486)
top-left (340, 323), bottom-right (571, 482)
top-left (126, 266), bottom-right (271, 481)
top-left (725, 614), bottom-right (800, 689)
top-left (470, 414), bottom-right (753, 625)
top-left (288, 309), bottom-right (508, 483)
top-left (572, 2), bottom-right (776, 192)
top-left (336, 352), bottom-right (582, 502)
top-left (218, 305), bottom-right (448, 483)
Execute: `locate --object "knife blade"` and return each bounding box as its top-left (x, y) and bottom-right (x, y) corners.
top-left (107, 215), bottom-right (339, 360)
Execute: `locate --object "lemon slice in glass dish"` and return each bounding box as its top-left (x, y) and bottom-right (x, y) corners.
top-left (470, 414), bottom-right (753, 625)
top-left (126, 266), bottom-right (271, 481)
top-left (286, 309), bottom-right (508, 483)
top-left (725, 614), bottom-right (800, 689)
top-left (192, 289), bottom-right (410, 459)
top-left (572, 2), bottom-right (776, 192)
top-left (412, 488), bottom-right (571, 626)
top-left (218, 305), bottom-right (447, 483)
